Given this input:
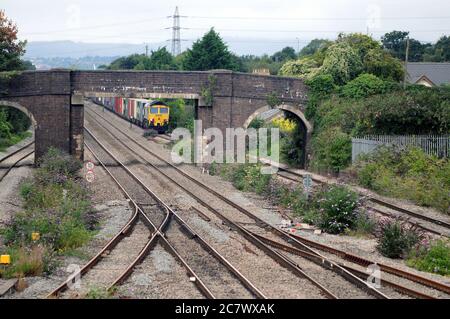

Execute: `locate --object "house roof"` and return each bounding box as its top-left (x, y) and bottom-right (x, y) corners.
top-left (406, 62), bottom-right (450, 86)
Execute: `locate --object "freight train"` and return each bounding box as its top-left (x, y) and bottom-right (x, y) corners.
top-left (93, 97), bottom-right (170, 133)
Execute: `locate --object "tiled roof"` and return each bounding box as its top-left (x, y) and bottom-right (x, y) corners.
top-left (406, 62), bottom-right (450, 86)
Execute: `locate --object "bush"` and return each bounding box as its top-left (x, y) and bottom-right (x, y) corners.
top-left (231, 164), bottom-right (272, 195)
top-left (277, 186), bottom-right (309, 215)
top-left (313, 185), bottom-right (360, 234)
top-left (377, 220), bottom-right (421, 258)
top-left (340, 74), bottom-right (393, 99)
top-left (312, 127), bottom-right (352, 173)
top-left (352, 147), bottom-right (450, 214)
top-left (349, 213), bottom-right (376, 237)
top-left (407, 240), bottom-right (450, 276)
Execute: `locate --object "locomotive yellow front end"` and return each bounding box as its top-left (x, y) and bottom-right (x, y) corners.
top-left (147, 101), bottom-right (170, 133)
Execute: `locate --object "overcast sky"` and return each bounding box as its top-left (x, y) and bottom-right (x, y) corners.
top-left (3, 0), bottom-right (450, 48)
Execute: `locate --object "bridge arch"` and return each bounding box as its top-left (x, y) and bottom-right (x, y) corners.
top-left (0, 100), bottom-right (37, 129)
top-left (242, 104), bottom-right (313, 168)
top-left (242, 104), bottom-right (312, 134)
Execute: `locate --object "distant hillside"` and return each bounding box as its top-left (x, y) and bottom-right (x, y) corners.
top-left (24, 39), bottom-right (303, 60)
top-left (24, 41), bottom-right (159, 59)
top-left (28, 56), bottom-right (120, 70)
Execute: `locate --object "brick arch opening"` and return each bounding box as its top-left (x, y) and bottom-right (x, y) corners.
top-left (0, 100), bottom-right (37, 129)
top-left (242, 104), bottom-right (313, 168)
top-left (242, 104), bottom-right (312, 134)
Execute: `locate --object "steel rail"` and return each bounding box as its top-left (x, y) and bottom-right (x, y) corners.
top-left (85, 127), bottom-right (267, 299)
top-left (0, 141), bottom-right (34, 165)
top-left (250, 231), bottom-right (436, 299)
top-left (85, 109), bottom-right (389, 299)
top-left (0, 148), bottom-right (34, 183)
top-left (48, 141), bottom-right (214, 299)
top-left (275, 165), bottom-right (450, 231)
top-left (85, 136), bottom-right (215, 299)
top-left (86, 104), bottom-right (450, 296)
top-left (277, 170), bottom-right (447, 236)
top-left (286, 232), bottom-right (450, 295)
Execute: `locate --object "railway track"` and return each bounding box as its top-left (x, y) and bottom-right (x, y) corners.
top-left (0, 142), bottom-right (34, 183)
top-left (49, 128), bottom-right (265, 299)
top-left (85, 107), bottom-right (399, 299)
top-left (274, 167), bottom-right (450, 237)
top-left (85, 102), bottom-right (450, 299)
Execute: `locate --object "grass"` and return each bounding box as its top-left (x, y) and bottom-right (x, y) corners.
top-left (345, 213), bottom-right (376, 238)
top-left (85, 286), bottom-right (117, 299)
top-left (0, 245), bottom-right (56, 279)
top-left (407, 240), bottom-right (450, 276)
top-left (0, 131), bottom-right (32, 152)
top-left (0, 148), bottom-right (96, 279)
top-left (351, 147), bottom-right (450, 214)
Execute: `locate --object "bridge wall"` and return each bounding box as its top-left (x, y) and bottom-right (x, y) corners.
top-left (0, 70), bottom-right (308, 164)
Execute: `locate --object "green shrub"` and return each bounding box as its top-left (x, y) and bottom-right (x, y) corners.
top-left (407, 240), bottom-right (450, 276)
top-left (346, 213), bottom-right (376, 237)
top-left (377, 220), bottom-right (421, 259)
top-left (312, 127), bottom-right (352, 172)
top-left (340, 74), bottom-right (392, 99)
top-left (352, 147), bottom-right (450, 214)
top-left (313, 185), bottom-right (360, 234)
top-left (277, 186), bottom-right (309, 215)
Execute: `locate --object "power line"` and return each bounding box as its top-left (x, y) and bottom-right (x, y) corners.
top-left (187, 15), bottom-right (450, 21)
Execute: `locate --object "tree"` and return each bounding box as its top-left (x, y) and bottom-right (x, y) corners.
top-left (424, 36), bottom-right (450, 62)
top-left (108, 54), bottom-right (144, 70)
top-left (271, 46), bottom-right (297, 62)
top-left (364, 49), bottom-right (404, 82)
top-left (338, 33), bottom-right (381, 61)
top-left (20, 60), bottom-right (36, 70)
top-left (381, 31), bottom-right (409, 59)
top-left (0, 10), bottom-right (26, 71)
top-left (320, 42), bottom-right (363, 85)
top-left (182, 28), bottom-right (238, 71)
top-left (147, 47), bottom-right (178, 70)
top-left (278, 57), bottom-right (319, 79)
top-left (299, 39), bottom-right (331, 57)
top-left (381, 31), bottom-right (427, 62)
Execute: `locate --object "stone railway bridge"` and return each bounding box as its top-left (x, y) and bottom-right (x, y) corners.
top-left (0, 70), bottom-right (310, 165)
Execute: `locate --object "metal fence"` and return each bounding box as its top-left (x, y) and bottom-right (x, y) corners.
top-left (352, 135), bottom-right (450, 162)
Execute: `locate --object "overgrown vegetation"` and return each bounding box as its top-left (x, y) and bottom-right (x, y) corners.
top-left (351, 147), bottom-right (450, 214)
top-left (164, 99), bottom-right (195, 133)
top-left (0, 148), bottom-right (96, 279)
top-left (0, 107), bottom-right (32, 151)
top-left (277, 185), bottom-right (363, 235)
top-left (376, 219), bottom-right (422, 259)
top-left (213, 163), bottom-right (272, 195)
top-left (407, 240), bottom-right (450, 276)
top-left (307, 81), bottom-right (450, 173)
